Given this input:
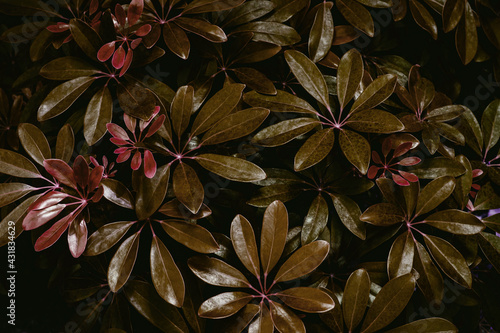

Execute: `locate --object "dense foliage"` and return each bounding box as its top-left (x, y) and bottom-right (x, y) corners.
top-left (0, 0), bottom-right (499, 332)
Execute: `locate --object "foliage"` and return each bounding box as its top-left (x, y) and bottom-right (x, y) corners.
top-left (0, 0), bottom-right (499, 332)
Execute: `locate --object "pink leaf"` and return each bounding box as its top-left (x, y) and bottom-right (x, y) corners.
top-left (44, 159), bottom-right (77, 189)
top-left (130, 38), bottom-right (142, 49)
top-left (107, 123), bottom-right (131, 141)
top-left (367, 165), bottom-right (380, 179)
top-left (397, 157), bottom-right (421, 166)
top-left (143, 150), bottom-right (157, 178)
top-left (472, 169), bottom-right (483, 178)
top-left (117, 150), bottom-right (132, 163)
top-left (34, 214), bottom-right (73, 252)
top-left (141, 106), bottom-right (161, 131)
top-left (111, 138), bottom-right (130, 146)
top-left (73, 155), bottom-right (90, 189)
top-left (131, 150), bottom-right (142, 170)
top-left (115, 3), bottom-right (126, 26)
top-left (119, 49), bottom-right (134, 77)
top-left (89, 166), bottom-right (105, 191)
top-left (112, 45), bottom-right (126, 69)
top-left (23, 204), bottom-right (66, 230)
top-left (399, 170), bottom-right (419, 182)
top-left (67, 214), bottom-right (88, 258)
top-left (89, 156), bottom-right (99, 167)
top-left (393, 173), bottom-right (410, 186)
top-left (28, 191), bottom-right (69, 211)
top-left (97, 41), bottom-right (116, 62)
top-left (135, 24), bottom-right (151, 37)
top-left (124, 113), bottom-right (137, 133)
top-left (114, 147), bottom-right (129, 154)
top-left (145, 114), bottom-right (165, 138)
top-left (128, 0), bottom-right (144, 26)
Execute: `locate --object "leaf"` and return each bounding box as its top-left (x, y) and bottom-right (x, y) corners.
top-left (336, 0), bottom-right (374, 37)
top-left (172, 163), bottom-right (204, 214)
top-left (455, 2), bottom-right (477, 65)
top-left (183, 0), bottom-right (245, 14)
top-left (230, 215), bottom-right (260, 278)
top-left (424, 234), bottom-right (472, 288)
top-left (260, 200), bottom-right (288, 274)
top-left (67, 214), bottom-right (88, 258)
top-left (231, 22), bottom-right (301, 46)
top-left (199, 292), bottom-right (253, 319)
top-left (247, 184), bottom-right (304, 207)
top-left (175, 17), bottom-right (227, 42)
top-left (223, 0), bottom-right (275, 27)
top-left (171, 85), bottom-right (194, 137)
top-left (150, 236), bottom-right (185, 307)
top-left (346, 109), bottom-right (404, 133)
top-left (269, 301), bottom-right (306, 333)
top-left (343, 269), bottom-right (371, 331)
top-left (34, 214), bottom-right (72, 251)
top-left (108, 232), bottom-right (140, 292)
top-left (191, 83), bottom-right (245, 135)
top-left (84, 87), bottom-right (113, 145)
top-left (474, 182), bottom-right (500, 210)
top-left (481, 99), bottom-right (500, 152)
top-left (409, 0), bottom-right (438, 39)
top-left (135, 164), bottom-right (170, 219)
top-left (319, 289), bottom-right (343, 332)
top-left (163, 23), bottom-right (190, 60)
top-left (413, 241), bottom-right (444, 302)
top-left (309, 2), bottom-right (334, 63)
top-left (17, 123), bottom-right (50, 166)
top-left (442, 0), bottom-right (464, 33)
top-left (248, 304), bottom-right (273, 333)
top-left (202, 108), bottom-right (270, 145)
top-left (294, 128), bottom-right (335, 171)
top-left (125, 280), bottom-right (189, 333)
top-left (161, 220), bottom-right (219, 253)
top-left (331, 194), bottom-right (366, 239)
top-left (301, 195), bottom-right (329, 245)
top-left (350, 74), bottom-right (398, 114)
top-left (43, 159), bottom-right (77, 189)
top-left (0, 149), bottom-right (40, 178)
top-left (232, 68), bottom-right (277, 95)
top-left (425, 105), bottom-right (464, 122)
top-left (388, 232), bottom-right (415, 279)
top-left (159, 199), bottom-right (211, 220)
top-left (407, 157), bottom-right (466, 179)
top-left (478, 232), bottom-right (500, 273)
top-left (277, 287), bottom-right (334, 313)
top-left (415, 176), bottom-right (455, 216)
top-left (360, 273), bottom-right (416, 333)
top-left (285, 50), bottom-right (330, 108)
top-left (0, 183), bottom-right (35, 207)
top-left (459, 107), bottom-right (483, 155)
top-left (55, 124), bottom-right (74, 162)
top-left (117, 81), bottom-right (156, 120)
top-left (188, 256), bottom-right (250, 288)
top-left (274, 240), bottom-right (329, 282)
top-left (425, 210), bottom-right (484, 235)
top-left (102, 178), bottom-right (135, 210)
top-left (69, 19), bottom-right (102, 60)
top-left (38, 77), bottom-right (95, 121)
top-left (386, 318), bottom-right (458, 333)
top-left (243, 90), bottom-right (317, 114)
top-left (85, 221), bottom-right (136, 256)
top-left (339, 129), bottom-right (371, 175)
top-left (40, 57), bottom-right (100, 80)
top-left (0, 195), bottom-right (40, 247)
top-left (360, 203), bottom-right (405, 226)
top-left (266, 0), bottom-right (308, 22)
top-left (252, 118), bottom-right (319, 147)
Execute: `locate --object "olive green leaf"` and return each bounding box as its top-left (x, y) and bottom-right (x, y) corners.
top-left (171, 85), bottom-right (194, 137)
top-left (425, 210), bottom-right (484, 235)
top-left (195, 154), bottom-right (266, 182)
top-left (269, 301), bottom-right (305, 333)
top-left (135, 165), bottom-right (170, 219)
top-left (455, 2), bottom-right (477, 65)
top-left (386, 318), bottom-right (457, 333)
top-left (174, 17), bottom-right (227, 42)
top-left (17, 123), bottom-right (50, 165)
top-left (231, 215), bottom-right (260, 278)
top-left (442, 0), bottom-right (465, 33)
top-left (388, 232), bottom-right (415, 279)
top-left (415, 176), bottom-right (455, 217)
top-left (84, 87), bottom-right (113, 146)
top-left (407, 157), bottom-right (466, 179)
top-left (339, 129), bottom-right (371, 175)
top-left (343, 269), bottom-right (370, 331)
top-left (173, 163), bottom-right (204, 214)
top-left (188, 256), bottom-right (250, 288)
top-left (481, 99), bottom-right (500, 152)
top-left (294, 128), bottom-right (335, 171)
top-left (260, 200), bottom-right (288, 274)
top-left (40, 57), bottom-right (100, 80)
top-left (199, 292), bottom-right (253, 319)
top-left (163, 23), bottom-right (190, 60)
top-left (277, 287), bottom-right (334, 313)
top-left (0, 149), bottom-right (41, 178)
top-left (337, 48), bottom-right (364, 110)
top-left (336, 0), bottom-right (374, 37)
top-left (232, 22), bottom-right (301, 46)
top-left (301, 194), bottom-right (329, 245)
top-left (84, 221), bottom-right (136, 256)
top-left (161, 220), bottom-right (219, 253)
top-left (413, 241), bottom-right (444, 302)
top-left (360, 203), bottom-right (405, 226)
top-left (478, 232), bottom-right (500, 273)
top-left (350, 74), bottom-right (398, 114)
top-left (309, 2), bottom-right (334, 63)
top-left (252, 118), bottom-right (319, 147)
top-left (346, 109), bottom-right (404, 133)
top-left (243, 90), bottom-right (317, 114)
top-left (108, 231), bottom-right (141, 292)
top-left (55, 124), bottom-right (74, 162)
top-left (102, 178), bottom-right (135, 209)
top-left (409, 0), bottom-right (438, 40)
top-left (332, 194), bottom-right (366, 239)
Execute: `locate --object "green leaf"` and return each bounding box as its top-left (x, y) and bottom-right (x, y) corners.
top-left (277, 287), bottom-right (334, 313)
top-left (474, 182), bottom-right (500, 210)
top-left (243, 90), bottom-right (317, 114)
top-left (388, 232), bottom-right (415, 279)
top-left (135, 164), bottom-right (170, 219)
top-left (425, 105), bottom-right (464, 122)
top-left (387, 318), bottom-right (458, 333)
top-left (231, 215), bottom-right (260, 278)
top-left (261, 200), bottom-right (288, 274)
top-left (350, 74), bottom-right (398, 114)
top-left (424, 234), bottom-right (472, 288)
top-left (150, 236), bottom-right (185, 307)
top-left (252, 118), bottom-right (319, 147)
top-left (202, 108), bottom-right (270, 145)
top-left (478, 232), bottom-right (500, 273)
top-left (125, 280), bottom-right (189, 333)
top-left (360, 203), bottom-right (405, 226)
top-left (339, 129), bottom-right (371, 175)
top-left (173, 163), bottom-right (204, 214)
top-left (84, 87), bottom-right (113, 146)
top-left (191, 84), bottom-right (245, 135)
top-left (0, 149), bottom-right (40, 178)
top-left (17, 123), bottom-right (50, 165)
top-left (174, 17), bottom-right (227, 42)
top-left (336, 0), bottom-right (374, 37)
top-left (232, 22), bottom-right (301, 46)
top-left (285, 50), bottom-right (330, 108)
top-left (308, 2), bottom-right (334, 63)
top-left (84, 221), bottom-right (136, 256)
top-left (343, 269), bottom-right (371, 331)
top-left (301, 195), bottom-right (329, 245)
top-left (294, 128), bottom-right (335, 171)
top-left (108, 232), bottom-right (140, 292)
top-left (415, 176), bottom-right (455, 217)
top-left (171, 85), bottom-right (194, 137)
top-left (346, 109), bottom-right (404, 133)
top-left (40, 57), bottom-right (100, 80)
top-left (199, 291), bottom-right (253, 319)
top-left (38, 77), bottom-right (95, 121)
top-left (274, 240), bottom-right (329, 282)
top-left (407, 157), bottom-right (466, 179)
top-left (195, 154), bottom-right (266, 182)
top-left (55, 124), bottom-right (74, 162)
top-left (360, 273), bottom-right (416, 333)
top-left (425, 210), bottom-right (484, 235)
top-left (161, 220), bottom-right (219, 253)
top-left (481, 99), bottom-right (500, 152)
top-left (453, 155), bottom-right (472, 209)
top-left (413, 241), bottom-right (444, 302)
top-left (188, 256), bottom-right (250, 288)
top-left (332, 194), bottom-right (366, 239)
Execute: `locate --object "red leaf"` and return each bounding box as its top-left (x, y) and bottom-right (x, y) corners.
top-left (73, 155), bottom-right (89, 189)
top-left (28, 191), bottom-right (68, 211)
top-left (119, 49), bottom-right (134, 77)
top-left (130, 38), bottom-right (142, 49)
top-left (89, 0), bottom-right (98, 15)
top-left (97, 41), bottom-right (116, 62)
top-left (111, 138), bottom-right (130, 146)
top-left (107, 123), bottom-right (131, 141)
top-left (382, 138), bottom-right (392, 157)
top-left (34, 214), bottom-right (73, 252)
top-left (67, 214), bottom-right (88, 258)
top-left (124, 114), bottom-right (137, 133)
top-left (91, 185), bottom-right (104, 202)
top-left (472, 169), bottom-right (483, 178)
top-left (367, 165), bottom-right (380, 179)
top-left (398, 157), bottom-right (421, 166)
top-left (135, 24), bottom-right (151, 37)
top-left (89, 165), bottom-right (104, 190)
top-left (393, 173), bottom-right (410, 186)
top-left (399, 170), bottom-right (419, 182)
top-left (131, 150), bottom-right (142, 170)
top-left (143, 150), bottom-right (156, 178)
top-left (47, 23), bottom-right (69, 33)
top-left (115, 3), bottom-right (126, 26)
top-left (141, 106), bottom-right (161, 131)
top-left (145, 114), bottom-right (165, 138)
top-left (393, 142), bottom-right (413, 158)
top-left (23, 204), bottom-right (66, 230)
top-left (128, 0), bottom-right (144, 26)
top-left (44, 159), bottom-right (77, 189)
top-left (117, 150), bottom-right (132, 163)
top-left (372, 151), bottom-right (382, 164)
top-left (114, 147), bottom-right (129, 154)
top-left (112, 45), bottom-right (126, 69)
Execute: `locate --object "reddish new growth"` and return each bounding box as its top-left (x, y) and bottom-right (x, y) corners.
top-left (97, 0), bottom-right (150, 76)
top-left (22, 156), bottom-right (105, 258)
top-left (368, 138), bottom-right (421, 186)
top-left (107, 106), bottom-right (164, 178)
